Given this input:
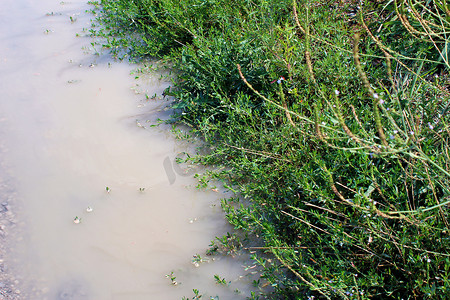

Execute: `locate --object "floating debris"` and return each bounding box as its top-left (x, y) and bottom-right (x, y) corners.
top-left (73, 216), bottom-right (81, 224)
top-left (136, 119), bottom-right (145, 129)
top-left (67, 79), bottom-right (80, 84)
top-left (86, 206), bottom-right (93, 213)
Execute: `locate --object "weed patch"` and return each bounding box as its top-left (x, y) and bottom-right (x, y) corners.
top-left (90, 0), bottom-right (450, 298)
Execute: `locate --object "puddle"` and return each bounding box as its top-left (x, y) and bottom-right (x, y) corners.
top-left (0, 1), bottom-right (258, 299)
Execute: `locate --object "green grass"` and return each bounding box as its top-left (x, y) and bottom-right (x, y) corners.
top-left (89, 0), bottom-right (450, 298)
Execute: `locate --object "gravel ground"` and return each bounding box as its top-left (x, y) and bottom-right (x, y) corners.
top-left (0, 131), bottom-right (24, 300)
top-left (0, 200), bottom-right (22, 300)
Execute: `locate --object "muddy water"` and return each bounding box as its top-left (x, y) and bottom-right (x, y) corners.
top-left (0, 1), bottom-right (257, 299)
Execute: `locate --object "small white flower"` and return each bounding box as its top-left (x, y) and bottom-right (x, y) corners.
top-left (373, 93), bottom-right (379, 99)
top-left (427, 258), bottom-right (431, 263)
top-left (379, 99), bottom-right (384, 105)
top-left (409, 131), bottom-right (414, 135)
top-left (334, 90), bottom-right (340, 96)
top-left (428, 123), bottom-right (434, 130)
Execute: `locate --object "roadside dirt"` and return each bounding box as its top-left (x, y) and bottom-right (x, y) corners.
top-left (0, 131), bottom-right (23, 300)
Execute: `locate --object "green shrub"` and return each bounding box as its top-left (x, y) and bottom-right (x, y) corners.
top-left (90, 0), bottom-right (450, 298)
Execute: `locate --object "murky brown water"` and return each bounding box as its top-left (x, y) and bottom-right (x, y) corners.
top-left (0, 1), bottom-right (257, 299)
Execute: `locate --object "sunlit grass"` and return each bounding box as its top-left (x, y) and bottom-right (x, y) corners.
top-left (88, 0), bottom-right (450, 298)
